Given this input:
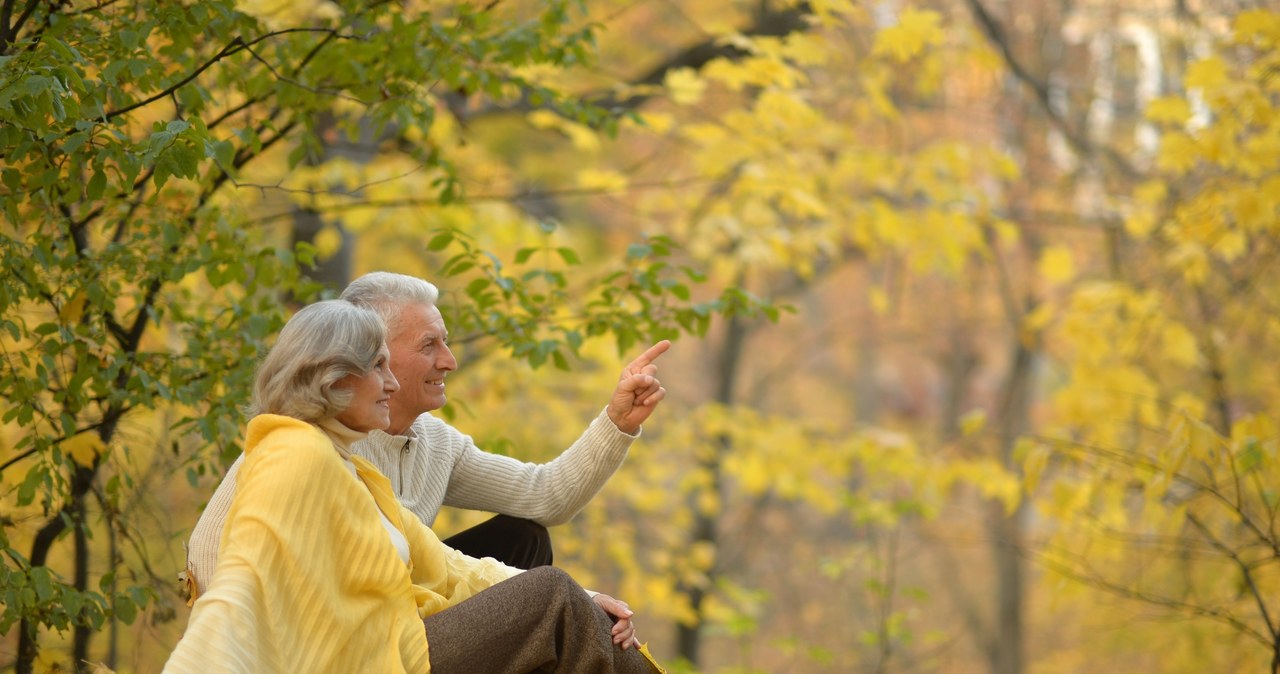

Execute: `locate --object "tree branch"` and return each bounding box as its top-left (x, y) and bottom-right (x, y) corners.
top-left (1034, 545), bottom-right (1273, 647)
top-left (101, 28), bottom-right (361, 123)
top-left (1034, 432), bottom-right (1280, 560)
top-left (454, 2), bottom-right (813, 122)
top-left (591, 2), bottom-right (812, 113)
top-left (0, 0), bottom-right (17, 55)
top-left (0, 0), bottom-right (45, 56)
top-left (246, 175), bottom-right (725, 226)
top-left (962, 0), bottom-right (1140, 179)
top-left (1186, 512), bottom-right (1278, 641)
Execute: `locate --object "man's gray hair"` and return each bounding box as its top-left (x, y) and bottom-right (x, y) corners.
top-left (249, 300), bottom-right (386, 422)
top-left (340, 271), bottom-right (439, 333)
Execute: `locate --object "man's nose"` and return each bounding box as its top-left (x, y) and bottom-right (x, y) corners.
top-left (439, 343), bottom-right (458, 372)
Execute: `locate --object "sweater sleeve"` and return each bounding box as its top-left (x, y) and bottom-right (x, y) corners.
top-left (439, 408), bottom-right (637, 526)
top-left (183, 453), bottom-right (244, 603)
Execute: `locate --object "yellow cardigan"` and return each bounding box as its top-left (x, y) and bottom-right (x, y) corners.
top-left (164, 414), bottom-right (520, 673)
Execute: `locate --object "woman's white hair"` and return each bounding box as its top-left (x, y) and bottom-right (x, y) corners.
top-left (339, 271), bottom-right (439, 334)
top-left (249, 300), bottom-right (386, 422)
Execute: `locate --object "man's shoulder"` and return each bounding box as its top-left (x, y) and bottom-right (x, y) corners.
top-left (410, 411), bottom-right (456, 436)
top-left (409, 412), bottom-right (477, 455)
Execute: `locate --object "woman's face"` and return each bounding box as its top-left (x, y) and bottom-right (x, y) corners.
top-left (333, 343), bottom-right (400, 432)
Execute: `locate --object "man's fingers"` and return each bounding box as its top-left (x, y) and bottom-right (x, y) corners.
top-left (641, 386), bottom-right (666, 406)
top-left (625, 340), bottom-right (671, 373)
top-left (617, 373), bottom-right (658, 394)
top-left (613, 620), bottom-right (636, 645)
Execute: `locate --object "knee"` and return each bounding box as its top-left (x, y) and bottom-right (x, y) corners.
top-left (524, 564), bottom-right (572, 587)
top-left (522, 565), bottom-right (580, 600)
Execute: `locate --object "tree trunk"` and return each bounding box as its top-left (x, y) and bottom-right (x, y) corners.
top-left (17, 462), bottom-right (98, 674)
top-left (987, 331), bottom-right (1034, 674)
top-left (73, 497), bottom-right (90, 670)
top-left (675, 309), bottom-right (748, 666)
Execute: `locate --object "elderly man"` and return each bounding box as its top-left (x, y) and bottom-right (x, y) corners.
top-left (184, 271), bottom-right (669, 598)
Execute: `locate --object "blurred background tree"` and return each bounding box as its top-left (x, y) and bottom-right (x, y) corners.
top-left (2, 1), bottom-right (1278, 673)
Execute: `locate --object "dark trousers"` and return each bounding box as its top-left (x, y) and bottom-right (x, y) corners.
top-left (443, 514), bottom-right (553, 569)
top-left (424, 566), bottom-right (657, 674)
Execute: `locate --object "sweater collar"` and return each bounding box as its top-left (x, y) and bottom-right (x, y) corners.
top-left (315, 417), bottom-right (366, 459)
top-left (367, 422), bottom-right (418, 444)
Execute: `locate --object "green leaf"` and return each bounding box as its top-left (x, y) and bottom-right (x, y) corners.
top-left (87, 168), bottom-right (107, 200)
top-left (113, 593), bottom-right (137, 624)
top-left (626, 243), bottom-right (651, 259)
top-left (555, 247), bottom-right (580, 265)
top-left (427, 232), bottom-right (454, 251)
top-left (30, 568), bottom-right (53, 603)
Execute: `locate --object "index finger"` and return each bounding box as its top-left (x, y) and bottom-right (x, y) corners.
top-left (627, 340), bottom-right (671, 370)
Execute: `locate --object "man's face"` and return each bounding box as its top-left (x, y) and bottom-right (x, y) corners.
top-left (385, 302), bottom-right (456, 434)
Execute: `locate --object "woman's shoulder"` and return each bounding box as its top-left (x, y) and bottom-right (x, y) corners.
top-left (244, 415), bottom-right (333, 463)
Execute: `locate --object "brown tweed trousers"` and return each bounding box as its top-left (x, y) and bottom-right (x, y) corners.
top-left (423, 566), bottom-right (660, 674)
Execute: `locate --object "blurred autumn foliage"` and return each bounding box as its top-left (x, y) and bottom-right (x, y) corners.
top-left (2, 1), bottom-right (1279, 673)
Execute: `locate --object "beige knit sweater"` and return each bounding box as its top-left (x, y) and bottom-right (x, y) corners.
top-left (184, 408), bottom-right (636, 599)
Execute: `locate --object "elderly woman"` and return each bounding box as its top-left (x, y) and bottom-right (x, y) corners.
top-left (165, 300), bottom-right (662, 674)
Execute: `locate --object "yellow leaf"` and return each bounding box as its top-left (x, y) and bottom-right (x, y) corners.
top-left (1166, 243), bottom-right (1209, 284)
top-left (992, 218), bottom-right (1020, 245)
top-left (696, 490), bottom-right (720, 517)
top-left (1161, 324), bottom-right (1200, 367)
top-left (1213, 229), bottom-right (1246, 261)
top-left (635, 111), bottom-right (674, 135)
top-left (992, 152), bottom-right (1021, 181)
top-left (525, 110), bottom-right (600, 151)
top-left (1185, 56), bottom-right (1229, 92)
top-left (1230, 188), bottom-right (1268, 231)
top-left (680, 123), bottom-right (728, 147)
top-left (1187, 418), bottom-right (1221, 462)
top-left (64, 432), bottom-right (105, 464)
top-left (1022, 302), bottom-right (1054, 334)
top-left (1022, 442), bottom-right (1051, 495)
top-left (959, 408), bottom-right (986, 436)
top-left (313, 224), bottom-right (343, 261)
top-left (689, 541), bottom-right (716, 571)
top-left (59, 290), bottom-right (87, 323)
top-left (525, 109), bottom-right (560, 130)
top-left (1124, 211), bottom-right (1157, 239)
top-left (1135, 179), bottom-right (1168, 205)
top-left (664, 67), bottom-right (706, 106)
top-left (1145, 96), bottom-right (1193, 126)
top-left (781, 33), bottom-right (829, 66)
top-left (1037, 245), bottom-right (1076, 284)
top-left (1233, 9), bottom-right (1280, 47)
top-left (868, 287), bottom-right (890, 316)
top-left (809, 0), bottom-right (861, 21)
top-left (1155, 132), bottom-right (1199, 175)
top-left (1170, 392), bottom-right (1204, 418)
top-left (576, 169), bottom-right (628, 193)
top-left (872, 8), bottom-right (945, 63)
